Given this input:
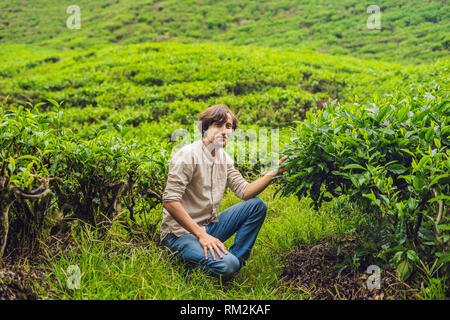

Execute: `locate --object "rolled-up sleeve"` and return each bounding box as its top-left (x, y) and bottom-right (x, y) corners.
top-left (162, 151), bottom-right (194, 203)
top-left (226, 164), bottom-right (249, 200)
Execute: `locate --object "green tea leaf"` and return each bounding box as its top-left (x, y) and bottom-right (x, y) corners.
top-left (396, 260), bottom-right (413, 281)
top-left (387, 164), bottom-right (407, 174)
top-left (429, 174), bottom-right (450, 187)
top-left (342, 164), bottom-right (365, 170)
top-left (413, 175), bottom-right (425, 191)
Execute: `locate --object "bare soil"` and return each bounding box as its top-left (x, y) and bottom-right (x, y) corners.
top-left (0, 233), bottom-right (72, 300)
top-left (0, 259), bottom-right (43, 300)
top-left (282, 237), bottom-right (421, 300)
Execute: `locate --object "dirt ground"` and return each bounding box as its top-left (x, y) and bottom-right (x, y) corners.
top-left (0, 233), bottom-right (71, 300)
top-left (282, 237), bottom-right (421, 300)
top-left (0, 259), bottom-right (43, 300)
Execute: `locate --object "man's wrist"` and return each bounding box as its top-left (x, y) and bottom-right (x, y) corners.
top-left (265, 163), bottom-right (281, 177)
top-left (266, 169), bottom-right (278, 178)
top-left (193, 227), bottom-right (207, 239)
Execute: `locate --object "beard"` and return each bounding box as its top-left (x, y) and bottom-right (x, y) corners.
top-left (213, 135), bottom-right (227, 145)
top-left (204, 132), bottom-right (228, 149)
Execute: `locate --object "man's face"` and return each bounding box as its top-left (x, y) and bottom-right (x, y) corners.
top-left (204, 113), bottom-right (233, 148)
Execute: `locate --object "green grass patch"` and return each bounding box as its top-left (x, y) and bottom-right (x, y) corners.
top-left (40, 185), bottom-right (356, 299)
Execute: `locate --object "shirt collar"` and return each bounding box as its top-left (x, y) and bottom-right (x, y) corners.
top-left (198, 139), bottom-right (225, 164)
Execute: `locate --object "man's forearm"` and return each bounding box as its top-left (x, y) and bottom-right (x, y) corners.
top-left (242, 171), bottom-right (277, 201)
top-left (162, 201), bottom-right (206, 238)
top-left (242, 155), bottom-right (289, 201)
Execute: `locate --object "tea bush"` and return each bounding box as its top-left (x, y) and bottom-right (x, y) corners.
top-left (277, 88), bottom-right (449, 280)
top-left (0, 101), bottom-right (170, 258)
top-left (0, 104), bottom-right (55, 257)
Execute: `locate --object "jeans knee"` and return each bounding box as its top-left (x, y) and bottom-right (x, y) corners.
top-left (214, 254), bottom-right (240, 278)
top-left (252, 197), bottom-right (267, 217)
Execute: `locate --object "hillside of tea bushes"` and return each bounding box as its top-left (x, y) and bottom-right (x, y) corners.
top-left (0, 0), bottom-right (448, 300)
top-left (0, 0), bottom-right (449, 63)
top-left (0, 42), bottom-right (448, 127)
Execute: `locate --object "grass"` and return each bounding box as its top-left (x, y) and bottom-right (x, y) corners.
top-left (38, 184), bottom-right (357, 300)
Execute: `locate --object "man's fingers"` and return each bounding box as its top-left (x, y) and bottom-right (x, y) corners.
top-left (213, 238), bottom-right (227, 256)
top-left (278, 155), bottom-right (289, 164)
top-left (221, 245), bottom-right (228, 255)
top-left (208, 244), bottom-right (217, 261)
top-left (201, 235), bottom-right (228, 261)
top-left (211, 243), bottom-right (223, 259)
top-left (214, 243), bottom-right (224, 259)
top-left (218, 242), bottom-right (228, 255)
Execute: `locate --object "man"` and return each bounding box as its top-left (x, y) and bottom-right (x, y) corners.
top-left (161, 104), bottom-right (288, 280)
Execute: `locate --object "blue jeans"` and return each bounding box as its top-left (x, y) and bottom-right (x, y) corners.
top-left (161, 197), bottom-right (267, 279)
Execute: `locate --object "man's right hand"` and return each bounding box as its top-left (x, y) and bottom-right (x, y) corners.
top-left (197, 231), bottom-right (228, 261)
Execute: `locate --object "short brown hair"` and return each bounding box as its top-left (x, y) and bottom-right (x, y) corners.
top-left (197, 104), bottom-right (238, 136)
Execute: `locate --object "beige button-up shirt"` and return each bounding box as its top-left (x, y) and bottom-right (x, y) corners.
top-left (160, 139), bottom-right (249, 241)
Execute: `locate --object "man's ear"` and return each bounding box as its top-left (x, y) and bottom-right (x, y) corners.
top-left (198, 120), bottom-right (209, 137)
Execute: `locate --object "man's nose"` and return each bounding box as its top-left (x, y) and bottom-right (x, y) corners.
top-left (217, 126), bottom-right (227, 134)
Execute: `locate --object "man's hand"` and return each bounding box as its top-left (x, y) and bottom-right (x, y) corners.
top-left (242, 153), bottom-right (293, 200)
top-left (267, 152), bottom-right (292, 177)
top-left (198, 231), bottom-right (228, 261)
top-left (276, 154), bottom-right (289, 175)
